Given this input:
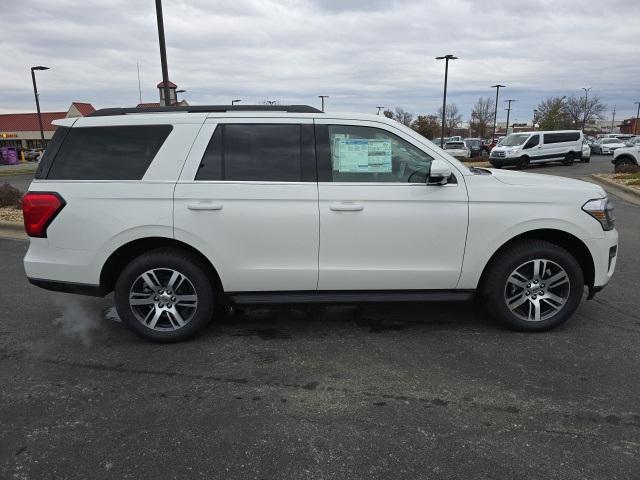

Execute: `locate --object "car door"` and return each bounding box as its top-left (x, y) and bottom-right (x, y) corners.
top-left (315, 119), bottom-right (469, 291)
top-left (174, 118), bottom-right (319, 292)
top-left (523, 134), bottom-right (541, 161)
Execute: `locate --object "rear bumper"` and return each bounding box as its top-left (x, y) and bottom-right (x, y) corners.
top-left (27, 277), bottom-right (106, 297)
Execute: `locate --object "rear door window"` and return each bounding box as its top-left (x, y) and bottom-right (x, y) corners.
top-left (46, 125), bottom-right (172, 180)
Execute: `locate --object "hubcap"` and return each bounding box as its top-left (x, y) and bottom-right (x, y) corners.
top-left (129, 268), bottom-right (198, 331)
top-left (504, 259), bottom-right (570, 322)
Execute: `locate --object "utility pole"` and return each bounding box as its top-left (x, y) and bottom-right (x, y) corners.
top-left (136, 62), bottom-right (142, 104)
top-left (376, 106), bottom-right (385, 115)
top-left (611, 105), bottom-right (616, 134)
top-left (533, 109), bottom-right (538, 131)
top-left (634, 102), bottom-right (640, 135)
top-left (436, 54), bottom-right (458, 147)
top-left (155, 0), bottom-right (171, 107)
top-left (30, 66), bottom-right (49, 149)
top-left (491, 84), bottom-right (505, 141)
top-left (318, 95), bottom-right (329, 112)
top-left (581, 87), bottom-right (591, 130)
top-left (504, 99), bottom-right (516, 135)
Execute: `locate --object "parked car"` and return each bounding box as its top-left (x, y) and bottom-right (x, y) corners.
top-left (433, 137), bottom-right (450, 147)
top-left (489, 130), bottom-right (583, 169)
top-left (595, 138), bottom-right (627, 155)
top-left (612, 142), bottom-right (640, 167)
top-left (464, 138), bottom-right (484, 158)
top-left (443, 141), bottom-right (470, 159)
top-left (24, 149), bottom-right (42, 161)
top-left (24, 105), bottom-right (618, 341)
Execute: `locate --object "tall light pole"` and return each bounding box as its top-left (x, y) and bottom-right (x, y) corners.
top-left (30, 66), bottom-right (49, 149)
top-left (231, 99), bottom-right (241, 105)
top-left (634, 101), bottom-right (640, 135)
top-left (533, 109), bottom-right (538, 131)
top-left (155, 0), bottom-right (171, 107)
top-left (504, 99), bottom-right (516, 135)
top-left (376, 106), bottom-right (385, 115)
top-left (581, 87), bottom-right (591, 130)
top-left (436, 54), bottom-right (458, 147)
top-left (490, 84), bottom-right (505, 141)
top-left (318, 95), bottom-right (329, 112)
top-left (610, 105), bottom-right (616, 134)
top-left (176, 89), bottom-right (185, 103)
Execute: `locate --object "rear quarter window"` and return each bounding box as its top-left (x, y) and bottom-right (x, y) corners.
top-left (45, 125), bottom-right (172, 180)
top-left (543, 132), bottom-right (580, 144)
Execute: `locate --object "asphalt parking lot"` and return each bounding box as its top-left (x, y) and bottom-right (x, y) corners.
top-left (1, 155), bottom-right (639, 479)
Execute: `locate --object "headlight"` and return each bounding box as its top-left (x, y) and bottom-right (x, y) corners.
top-left (582, 197), bottom-right (615, 231)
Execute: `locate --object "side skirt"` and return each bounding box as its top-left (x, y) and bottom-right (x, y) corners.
top-left (227, 290), bottom-right (475, 306)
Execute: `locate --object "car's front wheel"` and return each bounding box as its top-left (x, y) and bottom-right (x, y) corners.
top-left (115, 248), bottom-right (216, 342)
top-left (482, 240), bottom-right (584, 331)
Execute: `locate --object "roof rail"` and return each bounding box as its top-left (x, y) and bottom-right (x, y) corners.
top-left (88, 105), bottom-right (323, 117)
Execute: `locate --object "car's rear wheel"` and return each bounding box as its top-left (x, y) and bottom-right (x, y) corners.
top-left (516, 156), bottom-right (530, 169)
top-left (482, 240), bottom-right (584, 331)
top-left (563, 152), bottom-right (575, 166)
top-left (115, 248), bottom-right (216, 342)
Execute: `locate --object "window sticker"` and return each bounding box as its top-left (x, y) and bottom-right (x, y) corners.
top-left (335, 138), bottom-right (392, 173)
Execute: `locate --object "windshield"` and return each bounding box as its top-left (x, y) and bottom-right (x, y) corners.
top-left (500, 134), bottom-right (530, 147)
top-left (602, 139), bottom-right (620, 144)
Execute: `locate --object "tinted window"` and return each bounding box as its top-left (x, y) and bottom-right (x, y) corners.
top-left (46, 125), bottom-right (172, 180)
top-left (524, 134), bottom-right (539, 148)
top-left (544, 132), bottom-right (580, 144)
top-left (35, 126), bottom-right (70, 179)
top-left (327, 125), bottom-right (433, 183)
top-left (196, 124), bottom-right (305, 182)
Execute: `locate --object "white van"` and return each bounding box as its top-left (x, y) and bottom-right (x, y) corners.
top-left (490, 130), bottom-right (584, 169)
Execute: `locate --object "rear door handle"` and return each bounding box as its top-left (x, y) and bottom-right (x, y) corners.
top-left (330, 202), bottom-right (364, 212)
top-left (187, 202), bottom-right (223, 211)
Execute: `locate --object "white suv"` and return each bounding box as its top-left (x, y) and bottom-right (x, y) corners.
top-left (23, 105), bottom-right (618, 341)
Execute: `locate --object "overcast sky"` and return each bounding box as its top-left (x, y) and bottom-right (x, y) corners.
top-left (1, 0), bottom-right (639, 123)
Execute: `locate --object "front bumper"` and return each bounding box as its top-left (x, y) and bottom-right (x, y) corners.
top-left (584, 229), bottom-right (618, 292)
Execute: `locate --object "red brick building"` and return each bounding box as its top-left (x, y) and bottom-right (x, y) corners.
top-left (619, 117), bottom-right (639, 135)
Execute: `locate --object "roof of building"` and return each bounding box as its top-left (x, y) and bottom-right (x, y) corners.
top-left (70, 102), bottom-right (96, 116)
top-left (0, 111), bottom-right (67, 132)
top-left (156, 80), bottom-right (178, 88)
top-left (0, 102), bottom-right (96, 132)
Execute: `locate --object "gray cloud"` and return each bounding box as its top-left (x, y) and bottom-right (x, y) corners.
top-left (1, 0), bottom-right (638, 122)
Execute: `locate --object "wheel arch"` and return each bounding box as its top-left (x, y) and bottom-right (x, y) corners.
top-left (100, 237), bottom-right (223, 294)
top-left (614, 154), bottom-right (638, 166)
top-left (477, 228), bottom-right (595, 290)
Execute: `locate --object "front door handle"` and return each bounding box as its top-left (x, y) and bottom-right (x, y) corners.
top-left (187, 202), bottom-right (223, 211)
top-left (330, 202), bottom-right (364, 212)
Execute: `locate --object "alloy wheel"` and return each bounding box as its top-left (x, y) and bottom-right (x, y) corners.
top-left (128, 268), bottom-right (198, 331)
top-left (503, 259), bottom-right (570, 322)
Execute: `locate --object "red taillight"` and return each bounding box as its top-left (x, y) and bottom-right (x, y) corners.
top-left (22, 192), bottom-right (66, 238)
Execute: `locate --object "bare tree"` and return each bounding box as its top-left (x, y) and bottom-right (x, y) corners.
top-left (383, 109), bottom-right (394, 119)
top-left (536, 97), bottom-right (572, 130)
top-left (437, 103), bottom-right (462, 136)
top-left (410, 115), bottom-right (440, 140)
top-left (563, 95), bottom-right (607, 129)
top-left (387, 107), bottom-right (414, 126)
top-left (470, 97), bottom-right (495, 138)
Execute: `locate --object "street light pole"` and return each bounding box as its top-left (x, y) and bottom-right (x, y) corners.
top-left (175, 89), bottom-right (185, 103)
top-left (318, 95), bottom-right (329, 112)
top-left (231, 99), bottom-right (241, 105)
top-left (581, 87), bottom-right (591, 130)
top-left (490, 84), bottom-right (505, 141)
top-left (155, 0), bottom-right (171, 107)
top-left (30, 66), bottom-right (49, 149)
top-left (533, 109), bottom-right (538, 131)
top-left (376, 106), bottom-right (385, 115)
top-left (504, 99), bottom-right (516, 135)
top-left (610, 105), bottom-right (616, 134)
top-left (436, 54), bottom-right (458, 147)
top-left (634, 101), bottom-right (640, 135)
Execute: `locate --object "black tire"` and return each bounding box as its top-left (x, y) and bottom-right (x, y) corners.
top-left (481, 239), bottom-right (584, 332)
top-left (492, 161), bottom-right (503, 169)
top-left (115, 248), bottom-right (216, 342)
top-left (516, 156), bottom-right (530, 170)
top-left (581, 156), bottom-right (590, 163)
top-left (563, 152), bottom-right (575, 166)
top-left (615, 155), bottom-right (637, 167)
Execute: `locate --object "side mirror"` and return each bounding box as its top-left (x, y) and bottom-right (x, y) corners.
top-left (427, 159), bottom-right (452, 186)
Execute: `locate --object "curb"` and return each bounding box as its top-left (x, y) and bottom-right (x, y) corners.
top-left (590, 174), bottom-right (640, 199)
top-left (0, 221), bottom-right (26, 240)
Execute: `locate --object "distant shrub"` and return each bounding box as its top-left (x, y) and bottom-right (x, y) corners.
top-left (0, 183), bottom-right (23, 209)
top-left (614, 163), bottom-right (640, 174)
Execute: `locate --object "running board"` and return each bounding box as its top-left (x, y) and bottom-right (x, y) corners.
top-left (227, 290), bottom-right (475, 306)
